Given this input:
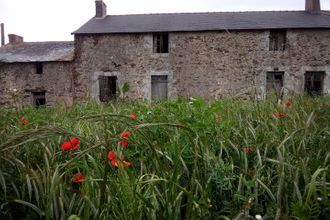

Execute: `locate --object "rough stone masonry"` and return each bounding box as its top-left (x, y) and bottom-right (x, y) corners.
top-left (72, 29), bottom-right (330, 101)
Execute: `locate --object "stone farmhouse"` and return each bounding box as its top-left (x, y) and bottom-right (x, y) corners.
top-left (0, 0), bottom-right (329, 106)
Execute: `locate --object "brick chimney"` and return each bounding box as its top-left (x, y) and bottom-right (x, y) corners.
top-left (305, 0), bottom-right (321, 13)
top-left (1, 23), bottom-right (4, 46)
top-left (95, 0), bottom-right (107, 19)
top-left (8, 34), bottom-right (24, 44)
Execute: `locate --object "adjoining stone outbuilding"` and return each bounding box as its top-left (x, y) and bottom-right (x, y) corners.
top-left (0, 35), bottom-right (74, 106)
top-left (0, 0), bottom-right (330, 106)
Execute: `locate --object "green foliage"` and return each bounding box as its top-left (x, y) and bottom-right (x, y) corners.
top-left (0, 95), bottom-right (329, 219)
top-left (122, 82), bottom-right (130, 95)
top-left (290, 201), bottom-right (320, 220)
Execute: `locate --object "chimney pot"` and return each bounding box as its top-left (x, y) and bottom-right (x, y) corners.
top-left (8, 34), bottom-right (24, 44)
top-left (305, 0), bottom-right (321, 13)
top-left (95, 0), bottom-right (107, 19)
top-left (1, 23), bottom-right (4, 46)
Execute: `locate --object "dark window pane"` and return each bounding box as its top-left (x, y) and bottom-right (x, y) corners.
top-left (153, 33), bottom-right (169, 53)
top-left (99, 76), bottom-right (117, 102)
top-left (305, 71), bottom-right (325, 95)
top-left (269, 30), bottom-right (286, 51)
top-left (32, 91), bottom-right (46, 107)
top-left (162, 34), bottom-right (169, 53)
top-left (36, 63), bottom-right (43, 74)
top-left (274, 74), bottom-right (283, 80)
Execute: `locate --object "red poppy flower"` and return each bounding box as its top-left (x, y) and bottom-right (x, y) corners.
top-left (108, 151), bottom-right (120, 167)
top-left (120, 131), bottom-right (131, 140)
top-left (110, 157), bottom-right (119, 167)
top-left (120, 131), bottom-right (131, 148)
top-left (70, 137), bottom-right (80, 150)
top-left (215, 113), bottom-right (222, 121)
top-left (120, 141), bottom-right (129, 149)
top-left (72, 173), bottom-right (85, 183)
top-left (107, 151), bottom-right (132, 168)
top-left (285, 99), bottom-right (292, 108)
top-left (107, 151), bottom-right (116, 161)
top-left (244, 147), bottom-right (253, 153)
top-left (129, 114), bottom-right (137, 119)
top-left (61, 137), bottom-right (80, 151)
top-left (61, 141), bottom-right (72, 151)
top-left (273, 112), bottom-right (286, 118)
top-left (21, 119), bottom-right (28, 125)
top-left (122, 161), bottom-right (132, 166)
top-left (18, 115), bottom-right (28, 125)
top-left (65, 102), bottom-right (72, 109)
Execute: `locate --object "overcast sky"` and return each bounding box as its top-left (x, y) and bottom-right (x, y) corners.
top-left (0, 0), bottom-right (329, 42)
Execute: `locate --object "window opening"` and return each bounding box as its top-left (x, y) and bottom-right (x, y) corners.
top-left (269, 30), bottom-right (286, 51)
top-left (99, 76), bottom-right (117, 102)
top-left (153, 33), bottom-right (169, 53)
top-left (36, 63), bottom-right (43, 74)
top-left (32, 91), bottom-right (46, 107)
top-left (305, 71), bottom-right (325, 95)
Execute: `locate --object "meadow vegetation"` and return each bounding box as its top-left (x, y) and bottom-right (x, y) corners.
top-left (0, 95), bottom-right (329, 219)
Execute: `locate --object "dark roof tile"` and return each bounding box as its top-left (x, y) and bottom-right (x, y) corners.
top-left (73, 11), bottom-right (330, 34)
top-left (0, 41), bottom-right (74, 63)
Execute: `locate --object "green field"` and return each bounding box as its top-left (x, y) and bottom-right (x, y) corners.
top-left (0, 96), bottom-right (329, 219)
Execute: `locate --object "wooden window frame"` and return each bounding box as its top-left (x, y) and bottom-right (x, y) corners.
top-left (36, 62), bottom-right (43, 74)
top-left (269, 30), bottom-right (286, 51)
top-left (153, 33), bottom-right (169, 53)
top-left (305, 71), bottom-right (325, 95)
top-left (32, 91), bottom-right (46, 107)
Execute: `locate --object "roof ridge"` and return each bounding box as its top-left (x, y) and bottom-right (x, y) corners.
top-left (73, 10), bottom-right (330, 35)
top-left (107, 10), bottom-right (309, 17)
top-left (22, 41), bottom-right (73, 44)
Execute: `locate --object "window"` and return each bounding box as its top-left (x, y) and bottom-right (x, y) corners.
top-left (269, 30), bottom-right (286, 51)
top-left (153, 33), bottom-right (169, 53)
top-left (32, 91), bottom-right (46, 107)
top-left (305, 71), bottom-right (325, 95)
top-left (151, 75), bottom-right (168, 101)
top-left (266, 71), bottom-right (284, 97)
top-left (99, 76), bottom-right (117, 102)
top-left (36, 63), bottom-right (43, 74)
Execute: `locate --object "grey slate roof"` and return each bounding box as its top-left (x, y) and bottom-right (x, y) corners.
top-left (73, 11), bottom-right (330, 34)
top-left (0, 41), bottom-right (74, 63)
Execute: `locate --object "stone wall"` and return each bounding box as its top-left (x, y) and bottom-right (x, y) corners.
top-left (73, 29), bottom-right (330, 101)
top-left (0, 62), bottom-right (73, 106)
top-left (2, 29), bottom-right (328, 106)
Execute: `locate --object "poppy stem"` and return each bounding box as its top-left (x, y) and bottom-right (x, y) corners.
top-left (100, 161), bottom-right (109, 207)
top-left (100, 116), bottom-right (111, 208)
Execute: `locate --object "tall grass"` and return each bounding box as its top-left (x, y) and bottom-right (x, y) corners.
top-left (0, 95), bottom-right (329, 219)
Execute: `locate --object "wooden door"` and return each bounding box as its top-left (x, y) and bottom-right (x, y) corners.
top-left (151, 75), bottom-right (168, 101)
top-left (266, 72), bottom-right (284, 97)
top-left (99, 76), bottom-right (117, 102)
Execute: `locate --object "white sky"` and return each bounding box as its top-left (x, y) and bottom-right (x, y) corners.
top-left (0, 0), bottom-right (329, 42)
